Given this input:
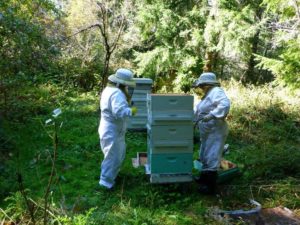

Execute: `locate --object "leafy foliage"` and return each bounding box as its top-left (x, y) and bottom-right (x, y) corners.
top-left (0, 0), bottom-right (64, 120)
top-left (256, 38), bottom-right (300, 89)
top-left (133, 0), bottom-right (206, 92)
top-left (0, 0), bottom-right (62, 81)
top-left (256, 0), bottom-right (300, 88)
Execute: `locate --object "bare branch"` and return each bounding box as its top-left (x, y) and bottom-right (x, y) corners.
top-left (97, 2), bottom-right (110, 50)
top-left (110, 15), bottom-right (126, 54)
top-left (266, 19), bottom-right (300, 33)
top-left (67, 24), bottom-right (101, 39)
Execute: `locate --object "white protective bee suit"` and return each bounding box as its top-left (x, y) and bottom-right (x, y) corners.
top-left (194, 86), bottom-right (230, 172)
top-left (98, 68), bottom-right (136, 189)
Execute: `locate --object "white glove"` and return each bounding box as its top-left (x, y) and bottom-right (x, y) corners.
top-left (202, 114), bottom-right (214, 122)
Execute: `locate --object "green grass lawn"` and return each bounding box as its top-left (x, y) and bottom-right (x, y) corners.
top-left (1, 83), bottom-right (300, 224)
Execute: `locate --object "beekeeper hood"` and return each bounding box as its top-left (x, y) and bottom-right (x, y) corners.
top-left (108, 68), bottom-right (136, 87)
top-left (192, 72), bottom-right (220, 88)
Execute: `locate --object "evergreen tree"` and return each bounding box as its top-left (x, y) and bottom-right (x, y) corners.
top-left (256, 0), bottom-right (300, 88)
top-left (134, 0), bottom-right (207, 92)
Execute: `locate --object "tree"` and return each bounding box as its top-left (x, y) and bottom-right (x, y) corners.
top-left (95, 0), bottom-right (128, 91)
top-left (255, 0), bottom-right (300, 89)
top-left (0, 0), bottom-right (63, 116)
top-left (202, 0), bottom-right (272, 83)
top-left (134, 0), bottom-right (207, 92)
top-left (64, 0), bottom-right (134, 91)
top-left (62, 0), bottom-right (104, 91)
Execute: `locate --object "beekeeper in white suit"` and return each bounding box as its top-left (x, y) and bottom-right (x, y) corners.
top-left (98, 68), bottom-right (137, 190)
top-left (192, 72), bottom-right (230, 195)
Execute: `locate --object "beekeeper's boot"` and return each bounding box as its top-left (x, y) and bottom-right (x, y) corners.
top-left (194, 171), bottom-right (209, 184)
top-left (198, 171), bottom-right (218, 195)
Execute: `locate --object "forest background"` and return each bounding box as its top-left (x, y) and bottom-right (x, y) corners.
top-left (0, 0), bottom-right (300, 224)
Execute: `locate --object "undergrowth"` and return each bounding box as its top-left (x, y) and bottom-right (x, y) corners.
top-left (0, 81), bottom-right (299, 224)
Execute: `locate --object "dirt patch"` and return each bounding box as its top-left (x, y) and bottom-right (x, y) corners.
top-left (260, 207), bottom-right (300, 225)
top-left (226, 207), bottom-right (300, 225)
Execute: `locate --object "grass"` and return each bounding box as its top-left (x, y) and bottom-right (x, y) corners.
top-left (1, 81), bottom-right (300, 224)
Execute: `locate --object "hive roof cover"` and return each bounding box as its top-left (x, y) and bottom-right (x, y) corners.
top-left (133, 78), bottom-right (153, 84)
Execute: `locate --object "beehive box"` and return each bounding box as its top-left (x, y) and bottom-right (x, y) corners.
top-left (149, 153), bottom-right (193, 173)
top-left (147, 94), bottom-right (194, 126)
top-left (147, 94), bottom-right (193, 112)
top-left (127, 78), bottom-right (153, 130)
top-left (148, 139), bottom-right (193, 154)
top-left (147, 94), bottom-right (194, 183)
top-left (147, 124), bottom-right (193, 140)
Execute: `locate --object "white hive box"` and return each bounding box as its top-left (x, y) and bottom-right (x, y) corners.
top-left (147, 124), bottom-right (193, 154)
top-left (147, 94), bottom-right (194, 125)
top-left (127, 78), bottom-right (153, 130)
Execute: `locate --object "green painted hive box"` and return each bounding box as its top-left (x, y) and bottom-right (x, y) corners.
top-left (149, 153), bottom-right (193, 174)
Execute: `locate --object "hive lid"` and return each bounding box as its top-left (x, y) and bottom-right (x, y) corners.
top-left (133, 78), bottom-right (153, 84)
top-left (149, 94), bottom-right (192, 96)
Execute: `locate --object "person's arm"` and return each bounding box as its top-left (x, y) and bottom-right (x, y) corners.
top-left (110, 90), bottom-right (132, 119)
top-left (209, 88), bottom-right (230, 119)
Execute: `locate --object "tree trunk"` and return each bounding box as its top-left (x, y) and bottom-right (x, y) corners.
top-left (244, 29), bottom-right (260, 84)
top-left (100, 52), bottom-right (111, 92)
top-left (244, 8), bottom-right (263, 84)
top-left (203, 51), bottom-right (216, 72)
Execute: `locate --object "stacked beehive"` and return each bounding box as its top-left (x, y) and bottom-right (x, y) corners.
top-left (146, 94), bottom-right (194, 183)
top-left (127, 78), bottom-right (153, 130)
